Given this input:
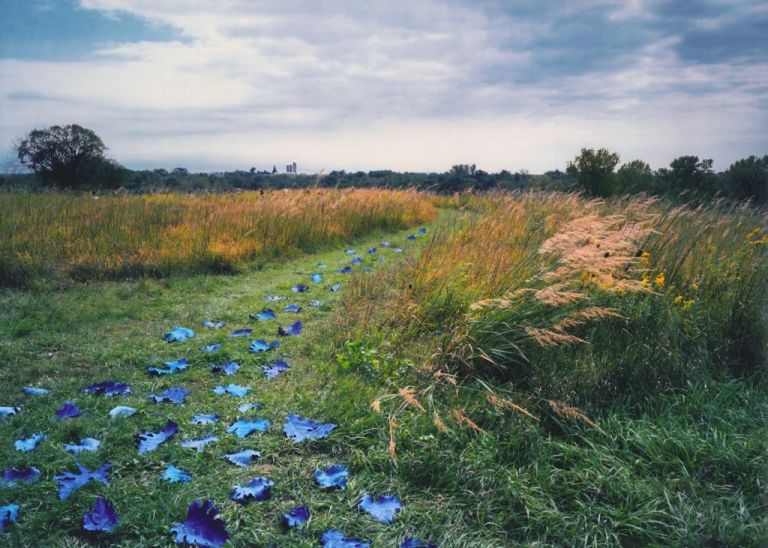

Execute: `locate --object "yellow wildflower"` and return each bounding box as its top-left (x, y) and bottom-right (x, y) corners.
top-left (674, 295), bottom-right (684, 304)
top-left (640, 251), bottom-right (650, 266)
top-left (654, 272), bottom-right (665, 288)
top-left (682, 299), bottom-right (695, 311)
top-left (691, 282), bottom-right (699, 291)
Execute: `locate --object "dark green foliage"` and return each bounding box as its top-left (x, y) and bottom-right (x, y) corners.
top-left (726, 155), bottom-right (768, 204)
top-left (656, 155), bottom-right (718, 194)
top-left (567, 148), bottom-right (621, 196)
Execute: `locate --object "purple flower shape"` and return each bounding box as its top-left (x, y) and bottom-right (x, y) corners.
top-left (54, 462), bottom-right (111, 500)
top-left (181, 435), bottom-right (219, 452)
top-left (227, 418), bottom-right (271, 438)
top-left (56, 401), bottom-right (81, 419)
top-left (83, 497), bottom-right (120, 533)
top-left (284, 303), bottom-right (302, 313)
top-left (201, 344), bottom-right (221, 352)
top-left (309, 300), bottom-right (323, 307)
top-left (330, 283), bottom-right (341, 292)
top-left (170, 500), bottom-right (229, 548)
top-left (137, 421), bottom-right (178, 454)
top-left (109, 406), bottom-right (136, 419)
top-left (359, 494), bottom-right (403, 523)
top-left (249, 339), bottom-right (280, 353)
top-left (213, 384), bottom-right (251, 398)
top-left (368, 247), bottom-right (377, 254)
top-left (211, 361), bottom-right (239, 376)
top-left (283, 414), bottom-right (336, 443)
top-left (311, 273), bottom-right (323, 283)
top-left (277, 321), bottom-right (303, 337)
top-left (22, 386), bottom-right (50, 396)
top-left (230, 477), bottom-right (274, 504)
top-left (85, 381), bottom-right (131, 397)
top-left (250, 309), bottom-right (275, 321)
top-left (163, 464), bottom-right (192, 484)
top-left (14, 433), bottom-right (45, 452)
top-left (1, 467), bottom-right (40, 486)
top-left (0, 406), bottom-right (19, 418)
top-left (400, 537), bottom-right (437, 548)
top-left (203, 320), bottom-right (225, 328)
top-left (262, 358), bottom-right (291, 379)
top-left (337, 266), bottom-right (353, 274)
top-left (149, 387), bottom-right (189, 404)
top-left (292, 284), bottom-right (310, 293)
top-left (407, 234), bottom-right (416, 241)
top-left (64, 438), bottom-right (101, 455)
top-left (321, 530), bottom-right (370, 548)
top-left (345, 249), bottom-right (356, 254)
top-left (418, 227), bottom-right (427, 234)
top-left (282, 506), bottom-right (309, 528)
top-left (351, 257), bottom-right (363, 265)
top-left (266, 294), bottom-right (287, 301)
top-left (230, 328), bottom-right (253, 337)
top-left (315, 465), bottom-right (348, 490)
top-left (191, 413), bottom-right (219, 425)
top-left (0, 505), bottom-right (20, 533)
top-left (147, 357), bottom-right (189, 376)
top-left (164, 326), bottom-right (195, 343)
top-left (223, 449), bottom-right (261, 467)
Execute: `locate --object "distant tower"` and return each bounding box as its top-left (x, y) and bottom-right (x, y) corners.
top-left (286, 162), bottom-right (297, 174)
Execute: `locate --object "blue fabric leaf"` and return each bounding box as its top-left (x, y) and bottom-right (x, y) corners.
top-left (203, 320), bottom-right (225, 328)
top-left (230, 477), bottom-right (274, 504)
top-left (337, 266), bottom-right (353, 274)
top-left (211, 361), bottom-right (239, 376)
top-left (308, 300), bottom-right (323, 307)
top-left (238, 402), bottom-right (264, 413)
top-left (164, 326), bottom-right (196, 343)
top-left (249, 308), bottom-right (275, 321)
top-left (407, 234), bottom-right (416, 241)
top-left (14, 433), bottom-right (45, 452)
top-left (181, 435), bottom-right (219, 452)
top-left (262, 358), bottom-right (291, 379)
top-left (284, 303), bottom-right (302, 313)
top-left (330, 283), bottom-right (341, 292)
top-left (190, 413), bottom-right (219, 425)
top-left (367, 247), bottom-right (377, 254)
top-left (316, 262), bottom-right (327, 268)
top-left (85, 380), bottom-right (131, 397)
top-left (83, 497), bottom-right (120, 533)
top-left (0, 505), bottom-right (19, 533)
top-left (292, 284), bottom-right (310, 293)
top-left (249, 339), bottom-right (280, 353)
top-left (321, 530), bottom-right (370, 548)
top-left (277, 321), bottom-right (302, 337)
top-left (393, 247), bottom-right (403, 253)
top-left (351, 257), bottom-right (363, 265)
top-left (283, 414), bottom-right (336, 443)
top-left (213, 384), bottom-right (251, 398)
top-left (201, 344), bottom-right (221, 352)
top-left (108, 406), bottom-right (136, 419)
top-left (223, 449), bottom-right (261, 467)
top-left (283, 505), bottom-right (309, 528)
top-left (162, 464), bottom-right (192, 484)
top-left (345, 249), bottom-right (356, 254)
top-left (266, 294), bottom-right (287, 301)
top-left (54, 462), bottom-right (111, 500)
top-left (359, 494), bottom-right (403, 523)
top-left (22, 386), bottom-right (50, 396)
top-left (227, 418), bottom-right (271, 438)
top-left (0, 406), bottom-right (19, 418)
top-left (64, 438), bottom-right (101, 455)
top-left (56, 401), bottom-right (81, 419)
top-left (311, 273), bottom-right (323, 283)
top-left (137, 421), bottom-right (178, 454)
top-left (230, 328), bottom-right (253, 337)
top-left (147, 357), bottom-right (189, 376)
top-left (380, 240), bottom-right (390, 247)
top-left (400, 537), bottom-right (437, 548)
top-left (170, 499), bottom-right (229, 548)
top-left (148, 387), bottom-right (189, 404)
top-left (418, 227), bottom-right (427, 234)
top-left (1, 467), bottom-right (40, 486)
top-left (315, 465), bottom-right (348, 490)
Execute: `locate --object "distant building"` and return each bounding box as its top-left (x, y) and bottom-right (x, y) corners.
top-left (286, 162), bottom-right (297, 174)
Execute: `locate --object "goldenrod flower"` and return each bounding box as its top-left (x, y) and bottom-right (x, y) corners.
top-left (674, 295), bottom-right (684, 304)
top-left (654, 272), bottom-right (665, 287)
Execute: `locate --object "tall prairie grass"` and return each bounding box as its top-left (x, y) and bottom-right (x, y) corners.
top-left (0, 188), bottom-right (436, 286)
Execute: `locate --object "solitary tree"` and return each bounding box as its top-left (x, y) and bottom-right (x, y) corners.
top-left (567, 148), bottom-right (620, 197)
top-left (657, 156), bottom-right (717, 194)
top-left (617, 159), bottom-right (654, 193)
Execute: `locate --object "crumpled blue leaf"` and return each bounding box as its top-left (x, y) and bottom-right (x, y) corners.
top-left (164, 326), bottom-right (195, 343)
top-left (201, 344), bottom-right (221, 352)
top-left (147, 357), bottom-right (189, 376)
top-left (400, 537), bottom-right (437, 548)
top-left (277, 321), bottom-right (302, 337)
top-left (223, 449), bottom-right (261, 467)
top-left (0, 407), bottom-right (19, 418)
top-left (1, 467), bottom-right (40, 486)
top-left (393, 247), bottom-right (403, 253)
top-left (381, 240), bottom-right (390, 247)
top-left (170, 499), bottom-right (229, 548)
top-left (64, 438), bottom-right (101, 455)
top-left (227, 418), bottom-right (271, 438)
top-left (282, 506), bottom-right (309, 528)
top-left (418, 227), bottom-right (427, 234)
top-left (330, 283), bottom-right (341, 292)
top-left (190, 413), bottom-right (219, 425)
top-left (148, 387), bottom-right (189, 404)
top-left (321, 530), bottom-right (370, 548)
top-left (83, 497), bottom-right (120, 533)
top-left (54, 462), bottom-right (111, 500)
top-left (229, 328), bottom-right (252, 337)
top-left (162, 464), bottom-right (192, 484)
top-left (283, 414), bottom-right (336, 443)
top-left (359, 494), bottom-right (403, 523)
top-left (351, 257), bottom-right (363, 265)
top-left (315, 465), bottom-right (348, 490)
top-left (85, 380), bottom-right (131, 397)
top-left (213, 384), bottom-right (251, 398)
top-left (249, 339), bottom-right (280, 353)
top-left (230, 477), bottom-right (274, 504)
top-left (407, 234), bottom-right (416, 241)
top-left (266, 294), bottom-right (287, 302)
top-left (211, 361), bottom-right (239, 376)
top-left (316, 262), bottom-right (327, 268)
top-left (22, 386), bottom-right (50, 396)
top-left (203, 320), bottom-right (225, 328)
top-left (262, 358), bottom-right (290, 379)
top-left (311, 273), bottom-right (323, 283)
top-left (108, 406), bottom-right (136, 419)
top-left (249, 308), bottom-right (275, 321)
top-left (345, 249), bottom-right (356, 254)
top-left (181, 435), bottom-right (219, 452)
top-left (56, 401), bottom-right (82, 419)
top-left (309, 300), bottom-right (323, 307)
top-left (362, 266), bottom-right (372, 272)
top-left (238, 402), bottom-right (264, 413)
top-left (14, 433), bottom-right (45, 452)
top-left (0, 505), bottom-right (19, 533)
top-left (284, 303), bottom-right (302, 313)
top-left (337, 266), bottom-right (353, 274)
top-left (137, 421), bottom-right (178, 454)
top-left (367, 247), bottom-right (377, 254)
top-left (292, 284), bottom-right (310, 293)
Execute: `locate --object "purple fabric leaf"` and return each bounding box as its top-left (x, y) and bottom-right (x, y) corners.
top-left (170, 499), bottom-right (229, 548)
top-left (0, 406), bottom-right (19, 418)
top-left (230, 328), bottom-right (253, 337)
top-left (345, 249), bottom-right (356, 254)
top-left (148, 387), bottom-right (189, 404)
top-left (162, 464), bottom-right (192, 484)
top-left (54, 462), bottom-right (111, 500)
top-left (85, 380), bottom-right (131, 397)
top-left (321, 530), bottom-right (370, 548)
top-left (190, 413), bottom-right (219, 425)
top-left (213, 384), bottom-right (251, 398)
top-left (351, 257), bottom-right (363, 265)
top-left (203, 320), bottom-right (225, 328)
top-left (249, 339), bottom-right (280, 353)
top-left (181, 435), bottom-right (218, 452)
top-left (284, 303), bottom-right (302, 313)
top-left (311, 273), bottom-right (323, 283)
top-left (56, 401), bottom-right (81, 419)
top-left (147, 357), bottom-right (189, 376)
top-left (262, 358), bottom-right (291, 379)
top-left (1, 467), bottom-right (40, 486)
top-left (223, 449), bottom-right (261, 467)
top-left (22, 386), bottom-right (50, 396)
top-left (308, 300), bottom-right (323, 307)
top-left (211, 361), bottom-right (239, 376)
top-left (137, 421), bottom-right (179, 454)
top-left (282, 506), bottom-right (309, 528)
top-left (277, 321), bottom-right (302, 337)
top-left (164, 326), bottom-right (195, 343)
top-left (266, 294), bottom-right (287, 301)
top-left (83, 497), bottom-right (120, 533)
top-left (14, 433), bottom-right (45, 452)
top-left (367, 247), bottom-right (377, 254)
top-left (0, 505), bottom-right (20, 533)
top-left (249, 309), bottom-right (275, 321)
top-left (201, 344), bottom-right (221, 352)
top-left (407, 234), bottom-right (416, 241)
top-left (227, 418), bottom-right (271, 438)
top-left (315, 465), bottom-right (348, 490)
top-left (230, 477), bottom-right (274, 504)
top-left (283, 414), bottom-right (336, 443)
top-left (418, 227), bottom-right (427, 234)
top-left (64, 438), bottom-right (101, 455)
top-left (292, 284), bottom-right (310, 293)
top-left (108, 406), bottom-right (136, 419)
top-left (359, 494), bottom-right (403, 523)
top-left (337, 266), bottom-right (353, 274)
top-left (400, 537), bottom-right (437, 548)
top-left (330, 283), bottom-right (341, 292)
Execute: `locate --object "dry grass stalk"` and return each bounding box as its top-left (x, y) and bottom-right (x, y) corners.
top-left (549, 401), bottom-right (604, 433)
top-left (486, 393), bottom-right (538, 421)
top-left (451, 409), bottom-right (486, 433)
top-left (553, 306), bottom-right (626, 331)
top-left (388, 417), bottom-right (398, 463)
top-left (434, 369), bottom-right (458, 385)
top-left (398, 387), bottom-right (426, 412)
top-left (370, 398), bottom-right (382, 413)
top-left (433, 412), bottom-right (451, 433)
top-left (525, 327), bottom-right (588, 348)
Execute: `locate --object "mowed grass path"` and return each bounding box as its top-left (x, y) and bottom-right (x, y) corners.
top-left (0, 220), bottom-right (442, 547)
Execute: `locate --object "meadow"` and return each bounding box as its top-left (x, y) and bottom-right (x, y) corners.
top-left (0, 189), bottom-right (766, 546)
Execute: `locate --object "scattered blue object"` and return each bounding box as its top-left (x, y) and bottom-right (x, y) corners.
top-left (407, 234), bottom-right (416, 241)
top-left (64, 438), bottom-right (101, 455)
top-left (162, 465), bottom-right (192, 484)
top-left (230, 328), bottom-right (252, 337)
top-left (418, 227), bottom-right (427, 234)
top-left (381, 241), bottom-right (390, 247)
top-left (400, 537), bottom-right (437, 548)
top-left (309, 300), bottom-right (323, 307)
top-left (315, 465), bottom-right (349, 490)
top-left (170, 500), bottom-right (229, 548)
top-left (311, 273), bottom-right (323, 283)
top-left (203, 320), bottom-right (225, 328)
top-left (330, 283), bottom-right (341, 292)
top-left (85, 380), bottom-right (131, 397)
top-left (317, 262), bottom-right (327, 268)
top-left (277, 321), bottom-right (303, 337)
top-left (266, 294), bottom-right (287, 302)
top-left (262, 358), bottom-right (291, 379)
top-left (393, 247), bottom-right (403, 253)
top-left (0, 505), bottom-right (19, 533)
top-left (283, 414), bottom-right (336, 443)
top-left (321, 530), bottom-right (370, 548)
top-left (55, 401), bottom-right (81, 419)
top-left (211, 361), bottom-right (239, 376)
top-left (223, 449), bottom-right (261, 467)
top-left (249, 339), bottom-right (280, 353)
top-left (137, 421), bottom-right (178, 454)
top-left (283, 506), bottom-right (309, 529)
top-left (54, 462), bottom-right (111, 500)
top-left (201, 344), bottom-right (221, 352)
top-left (292, 284), bottom-right (310, 293)
top-left (228, 418), bottom-right (271, 438)
top-left (22, 386), bottom-right (50, 396)
top-left (109, 406), bottom-right (136, 419)
top-left (337, 266), bottom-right (353, 274)
top-left (213, 384), bottom-right (251, 398)
top-left (181, 435), bottom-right (219, 452)
top-left (238, 402), bottom-right (264, 413)
top-left (230, 477), bottom-right (274, 504)
top-left (0, 407), bottom-right (19, 418)
top-left (359, 494), bottom-right (403, 523)
top-left (368, 247), bottom-right (377, 254)
top-left (250, 309), bottom-right (276, 321)
top-left (284, 303), bottom-right (302, 313)
top-left (352, 257), bottom-right (363, 265)
top-left (148, 387), bottom-right (189, 404)
top-left (14, 433), bottom-right (45, 452)
top-left (83, 497), bottom-right (120, 533)
top-left (362, 266), bottom-right (372, 272)
top-left (1, 467), bottom-right (40, 486)
top-left (147, 357), bottom-right (189, 376)
top-left (345, 249), bottom-right (356, 254)
top-left (191, 413), bottom-right (219, 425)
top-left (164, 326), bottom-right (195, 343)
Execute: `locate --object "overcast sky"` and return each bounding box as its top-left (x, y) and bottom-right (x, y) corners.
top-left (0, 0), bottom-right (766, 173)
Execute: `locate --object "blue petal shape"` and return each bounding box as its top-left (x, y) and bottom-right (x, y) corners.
top-left (330, 283), bottom-right (341, 292)
top-left (211, 361), bottom-right (239, 376)
top-left (137, 421), bottom-right (178, 454)
top-left (284, 303), bottom-right (302, 313)
top-left (22, 386), bottom-right (50, 396)
top-left (191, 413), bottom-right (219, 425)
top-left (351, 257), bottom-right (363, 265)
top-left (162, 464), bottom-right (192, 484)
top-left (407, 235), bottom-right (416, 241)
top-left (64, 438), bottom-right (101, 455)
top-left (223, 449), bottom-right (261, 467)
top-left (316, 262), bottom-right (327, 268)
top-left (0, 505), bottom-right (20, 533)
top-left (367, 247), bottom-right (377, 254)
top-left (230, 477), bottom-right (274, 504)
top-left (308, 300), bottom-right (323, 307)
top-left (85, 380), bottom-right (131, 397)
top-left (393, 247), bottom-right (403, 253)
top-left (181, 435), bottom-right (219, 452)
top-left (108, 406), bottom-right (136, 419)
top-left (1, 467), bottom-right (40, 486)
top-left (203, 320), bottom-right (225, 328)
top-left (164, 326), bottom-right (196, 343)
top-left (227, 418), bottom-right (271, 438)
top-left (213, 384), bottom-right (251, 398)
top-left (337, 266), bottom-right (353, 274)
top-left (381, 241), bottom-right (390, 247)
top-left (400, 537), bottom-right (437, 548)
top-left (238, 402), bottom-right (264, 413)
top-left (292, 284), bottom-right (310, 293)
top-left (315, 465), bottom-right (348, 490)
top-left (0, 406), bottom-right (19, 418)
top-left (418, 227), bottom-right (427, 234)
top-left (148, 387), bottom-right (189, 404)
top-left (147, 357), bottom-right (189, 376)
top-left (262, 358), bottom-right (291, 379)
top-left (249, 308), bottom-right (275, 321)
top-left (56, 401), bottom-right (81, 419)
top-left (266, 294), bottom-right (287, 301)
top-left (277, 321), bottom-right (302, 337)
top-left (170, 499), bottom-right (229, 548)
top-left (321, 530), bottom-right (371, 548)
top-left (230, 328), bottom-right (253, 337)
top-left (345, 249), bottom-right (356, 254)
top-left (282, 505), bottom-right (309, 528)
top-left (54, 462), bottom-right (111, 500)
top-left (359, 494), bottom-right (403, 523)
top-left (201, 344), bottom-right (221, 352)
top-left (283, 414), bottom-right (336, 443)
top-left (83, 497), bottom-right (120, 533)
top-left (249, 339), bottom-right (280, 353)
top-left (14, 433), bottom-right (45, 452)
top-left (311, 273), bottom-right (323, 283)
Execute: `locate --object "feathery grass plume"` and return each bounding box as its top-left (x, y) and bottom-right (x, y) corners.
top-left (398, 387), bottom-right (426, 412)
top-left (524, 327), bottom-right (588, 348)
top-left (548, 401), bottom-right (604, 433)
top-left (388, 417), bottom-right (398, 463)
top-left (553, 306), bottom-right (626, 331)
top-left (451, 409), bottom-right (486, 433)
top-left (486, 393), bottom-right (538, 421)
top-left (432, 412), bottom-right (451, 434)
top-left (371, 399), bottom-right (382, 413)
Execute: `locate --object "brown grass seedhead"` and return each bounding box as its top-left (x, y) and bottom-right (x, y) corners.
top-left (451, 409), bottom-right (486, 433)
top-left (486, 393), bottom-right (538, 421)
top-left (549, 401), bottom-right (604, 433)
top-left (398, 387), bottom-right (426, 412)
top-left (525, 327), bottom-right (588, 348)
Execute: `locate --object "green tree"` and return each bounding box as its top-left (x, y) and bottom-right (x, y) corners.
top-left (657, 156), bottom-right (717, 193)
top-left (617, 159), bottom-right (654, 193)
top-left (725, 155), bottom-right (768, 204)
top-left (566, 148), bottom-right (620, 196)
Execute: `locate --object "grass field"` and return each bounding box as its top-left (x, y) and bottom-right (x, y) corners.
top-left (1, 191), bottom-right (766, 546)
